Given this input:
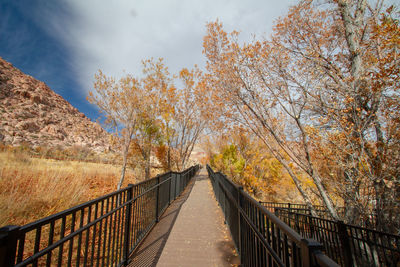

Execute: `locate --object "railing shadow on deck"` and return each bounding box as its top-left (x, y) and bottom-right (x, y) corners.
top-left (0, 165), bottom-right (200, 267)
top-left (127, 176), bottom-right (196, 267)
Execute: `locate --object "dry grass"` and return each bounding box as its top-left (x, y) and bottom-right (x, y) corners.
top-left (0, 150), bottom-right (136, 226)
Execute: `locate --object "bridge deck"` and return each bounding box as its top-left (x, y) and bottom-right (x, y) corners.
top-left (128, 169), bottom-right (239, 267)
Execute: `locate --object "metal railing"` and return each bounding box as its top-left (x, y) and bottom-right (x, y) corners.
top-left (0, 165), bottom-right (200, 267)
top-left (261, 202), bottom-right (329, 213)
top-left (261, 202), bottom-right (380, 229)
top-left (206, 165), bottom-right (339, 267)
top-left (261, 202), bottom-right (346, 220)
top-left (275, 208), bottom-right (400, 267)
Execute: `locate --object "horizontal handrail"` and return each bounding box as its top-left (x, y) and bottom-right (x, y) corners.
top-left (20, 187), bottom-right (131, 232)
top-left (216, 172), bottom-right (304, 243)
top-left (215, 174), bottom-right (285, 265)
top-left (14, 201), bottom-right (128, 267)
top-left (239, 186), bottom-right (304, 244)
top-left (18, 170), bottom-right (191, 233)
top-left (207, 165), bottom-right (339, 267)
top-left (275, 207), bottom-right (400, 266)
top-left (131, 175), bottom-right (174, 202)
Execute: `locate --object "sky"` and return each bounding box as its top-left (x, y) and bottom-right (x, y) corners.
top-left (0, 0), bottom-right (295, 120)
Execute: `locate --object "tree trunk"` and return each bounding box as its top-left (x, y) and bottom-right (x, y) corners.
top-left (256, 132), bottom-right (318, 216)
top-left (117, 143), bottom-right (130, 190)
top-left (145, 161), bottom-right (150, 179)
top-left (314, 173), bottom-right (340, 220)
top-left (144, 146), bottom-right (151, 179)
top-left (167, 146), bottom-right (171, 171)
top-left (274, 152), bottom-right (317, 216)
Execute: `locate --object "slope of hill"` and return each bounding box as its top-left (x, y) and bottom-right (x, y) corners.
top-left (0, 57), bottom-right (110, 152)
top-left (188, 144), bottom-right (206, 165)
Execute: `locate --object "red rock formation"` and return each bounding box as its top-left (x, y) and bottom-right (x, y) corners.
top-left (0, 57), bottom-right (111, 152)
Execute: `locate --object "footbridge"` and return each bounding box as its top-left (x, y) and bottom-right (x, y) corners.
top-left (1, 165), bottom-right (398, 266)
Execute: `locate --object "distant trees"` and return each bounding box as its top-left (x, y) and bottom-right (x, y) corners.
top-left (209, 128), bottom-right (301, 202)
top-left (88, 59), bottom-right (206, 187)
top-left (202, 0), bottom-right (400, 232)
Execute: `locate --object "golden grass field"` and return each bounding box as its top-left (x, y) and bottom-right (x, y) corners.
top-left (0, 150), bottom-right (136, 226)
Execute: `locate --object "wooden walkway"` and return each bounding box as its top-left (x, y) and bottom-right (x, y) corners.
top-left (128, 169), bottom-right (239, 267)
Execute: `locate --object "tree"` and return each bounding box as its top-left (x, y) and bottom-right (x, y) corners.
top-left (90, 58), bottom-right (206, 184)
top-left (203, 19), bottom-right (322, 216)
top-left (270, 0), bottom-right (400, 231)
top-left (131, 58), bottom-right (174, 179)
top-left (173, 67), bottom-right (206, 170)
top-left (202, 0), bottom-right (400, 231)
top-left (151, 66), bottom-right (207, 171)
top-left (88, 71), bottom-right (141, 189)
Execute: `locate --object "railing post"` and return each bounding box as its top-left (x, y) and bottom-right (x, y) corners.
top-left (274, 208), bottom-right (280, 219)
top-left (295, 213), bottom-right (300, 233)
top-left (180, 173), bottom-right (183, 194)
top-left (180, 172), bottom-right (184, 192)
top-left (175, 173), bottom-right (180, 199)
top-left (308, 215), bottom-right (315, 238)
top-left (155, 176), bottom-right (160, 222)
top-left (171, 173), bottom-right (175, 200)
top-left (237, 186), bottom-right (243, 264)
top-left (217, 180), bottom-right (221, 205)
top-left (0, 225), bottom-right (20, 267)
top-left (168, 173), bottom-right (171, 205)
top-left (182, 172), bottom-right (184, 192)
top-left (184, 171), bottom-right (188, 188)
top-left (301, 238), bottom-right (324, 267)
top-left (337, 220), bottom-right (353, 267)
top-left (122, 184), bottom-right (134, 266)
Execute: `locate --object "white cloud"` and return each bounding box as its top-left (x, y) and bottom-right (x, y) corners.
top-left (36, 0), bottom-right (294, 95)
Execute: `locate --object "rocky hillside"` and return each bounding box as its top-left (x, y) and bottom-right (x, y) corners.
top-left (189, 144), bottom-right (206, 164)
top-left (0, 57), bottom-right (110, 152)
